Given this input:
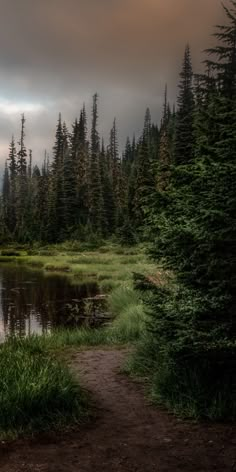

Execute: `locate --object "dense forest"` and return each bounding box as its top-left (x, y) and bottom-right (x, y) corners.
top-left (0, 0), bottom-right (236, 419)
top-left (0, 94), bottom-right (161, 244)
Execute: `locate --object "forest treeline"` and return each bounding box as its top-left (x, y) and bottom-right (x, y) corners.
top-left (0, 93), bottom-right (161, 243)
top-left (0, 0), bottom-right (236, 418)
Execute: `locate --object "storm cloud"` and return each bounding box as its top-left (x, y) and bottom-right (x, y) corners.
top-left (0, 0), bottom-right (225, 164)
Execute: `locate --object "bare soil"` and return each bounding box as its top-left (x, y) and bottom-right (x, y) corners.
top-left (0, 348), bottom-right (235, 472)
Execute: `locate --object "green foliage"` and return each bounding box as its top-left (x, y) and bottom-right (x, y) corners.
top-left (132, 2), bottom-right (236, 420)
top-left (117, 219), bottom-right (138, 245)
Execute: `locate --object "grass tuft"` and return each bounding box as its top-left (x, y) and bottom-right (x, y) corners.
top-left (0, 338), bottom-right (89, 439)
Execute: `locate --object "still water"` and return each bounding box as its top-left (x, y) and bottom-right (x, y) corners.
top-left (0, 264), bottom-right (107, 341)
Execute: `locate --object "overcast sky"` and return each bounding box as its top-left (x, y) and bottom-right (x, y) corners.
top-left (0, 0), bottom-right (225, 166)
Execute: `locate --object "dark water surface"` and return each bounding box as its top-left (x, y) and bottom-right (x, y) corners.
top-left (0, 264), bottom-right (107, 341)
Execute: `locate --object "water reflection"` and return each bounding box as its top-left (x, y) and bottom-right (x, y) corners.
top-left (0, 264), bottom-right (107, 340)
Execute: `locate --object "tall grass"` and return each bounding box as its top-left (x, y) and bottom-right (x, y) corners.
top-left (0, 339), bottom-right (88, 438)
top-left (108, 286), bottom-right (147, 341)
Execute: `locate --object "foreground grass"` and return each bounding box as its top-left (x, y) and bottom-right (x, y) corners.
top-left (0, 339), bottom-right (89, 439)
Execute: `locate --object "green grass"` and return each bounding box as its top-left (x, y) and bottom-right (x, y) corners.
top-left (0, 338), bottom-right (89, 439)
top-left (108, 286), bottom-right (147, 341)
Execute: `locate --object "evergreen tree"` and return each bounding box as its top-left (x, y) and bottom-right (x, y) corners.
top-left (157, 86), bottom-right (173, 192)
top-left (88, 94), bottom-right (104, 233)
top-left (2, 161), bottom-right (10, 228)
top-left (109, 118), bottom-right (125, 227)
top-left (122, 137), bottom-right (133, 177)
top-left (133, 110), bottom-right (155, 230)
top-left (17, 114), bottom-right (27, 176)
top-left (175, 45), bottom-right (195, 165)
top-left (138, 4), bottom-right (236, 419)
top-left (72, 107), bottom-right (90, 228)
top-left (48, 114), bottom-right (67, 240)
top-left (100, 140), bottom-right (115, 234)
top-left (15, 114), bottom-right (28, 239)
top-left (28, 149), bottom-right (32, 178)
top-left (7, 136), bottom-right (17, 231)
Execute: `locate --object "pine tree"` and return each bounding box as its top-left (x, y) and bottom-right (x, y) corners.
top-left (157, 87), bottom-right (173, 192)
top-left (49, 114), bottom-right (67, 240)
top-left (28, 149), bottom-right (32, 178)
top-left (2, 161), bottom-right (10, 228)
top-left (133, 110), bottom-right (155, 230)
top-left (175, 45), bottom-right (195, 165)
top-left (71, 107), bottom-right (89, 228)
top-left (122, 137), bottom-right (133, 177)
top-left (100, 140), bottom-right (115, 233)
top-left (17, 114), bottom-right (27, 177)
top-left (7, 136), bottom-right (17, 231)
top-left (139, 4), bottom-right (236, 419)
top-left (63, 143), bottom-right (78, 231)
top-left (37, 153), bottom-right (50, 241)
top-left (15, 114), bottom-right (28, 239)
top-left (109, 118), bottom-right (125, 228)
top-left (88, 94), bottom-right (104, 233)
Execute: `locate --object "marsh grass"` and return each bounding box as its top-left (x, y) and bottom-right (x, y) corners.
top-left (9, 242), bottom-right (156, 293)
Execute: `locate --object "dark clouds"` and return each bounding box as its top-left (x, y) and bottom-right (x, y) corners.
top-left (0, 0), bottom-right (225, 164)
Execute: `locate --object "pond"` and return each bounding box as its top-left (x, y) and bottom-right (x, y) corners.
top-left (0, 264), bottom-right (108, 341)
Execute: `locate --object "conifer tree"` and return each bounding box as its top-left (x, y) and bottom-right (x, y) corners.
top-left (139, 3), bottom-right (236, 419)
top-left (157, 87), bottom-right (173, 191)
top-left (72, 107), bottom-right (90, 227)
top-left (17, 114), bottom-right (27, 176)
top-left (175, 45), bottom-right (195, 165)
top-left (7, 136), bottom-right (17, 231)
top-left (88, 94), bottom-right (104, 233)
top-left (109, 118), bottom-right (125, 227)
top-left (122, 137), bottom-right (133, 177)
top-left (133, 110), bottom-right (155, 230)
top-left (15, 114), bottom-right (28, 239)
top-left (49, 114), bottom-right (68, 240)
top-left (99, 140), bottom-right (115, 233)
top-left (2, 161), bottom-right (10, 228)
top-left (28, 149), bottom-right (32, 178)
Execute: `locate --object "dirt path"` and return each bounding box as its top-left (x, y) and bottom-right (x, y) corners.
top-left (0, 349), bottom-right (235, 472)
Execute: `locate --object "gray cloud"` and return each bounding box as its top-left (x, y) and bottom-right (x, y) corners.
top-left (0, 0), bottom-right (225, 165)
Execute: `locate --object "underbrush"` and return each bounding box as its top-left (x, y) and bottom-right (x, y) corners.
top-left (0, 339), bottom-right (89, 439)
top-left (126, 334), bottom-right (236, 420)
